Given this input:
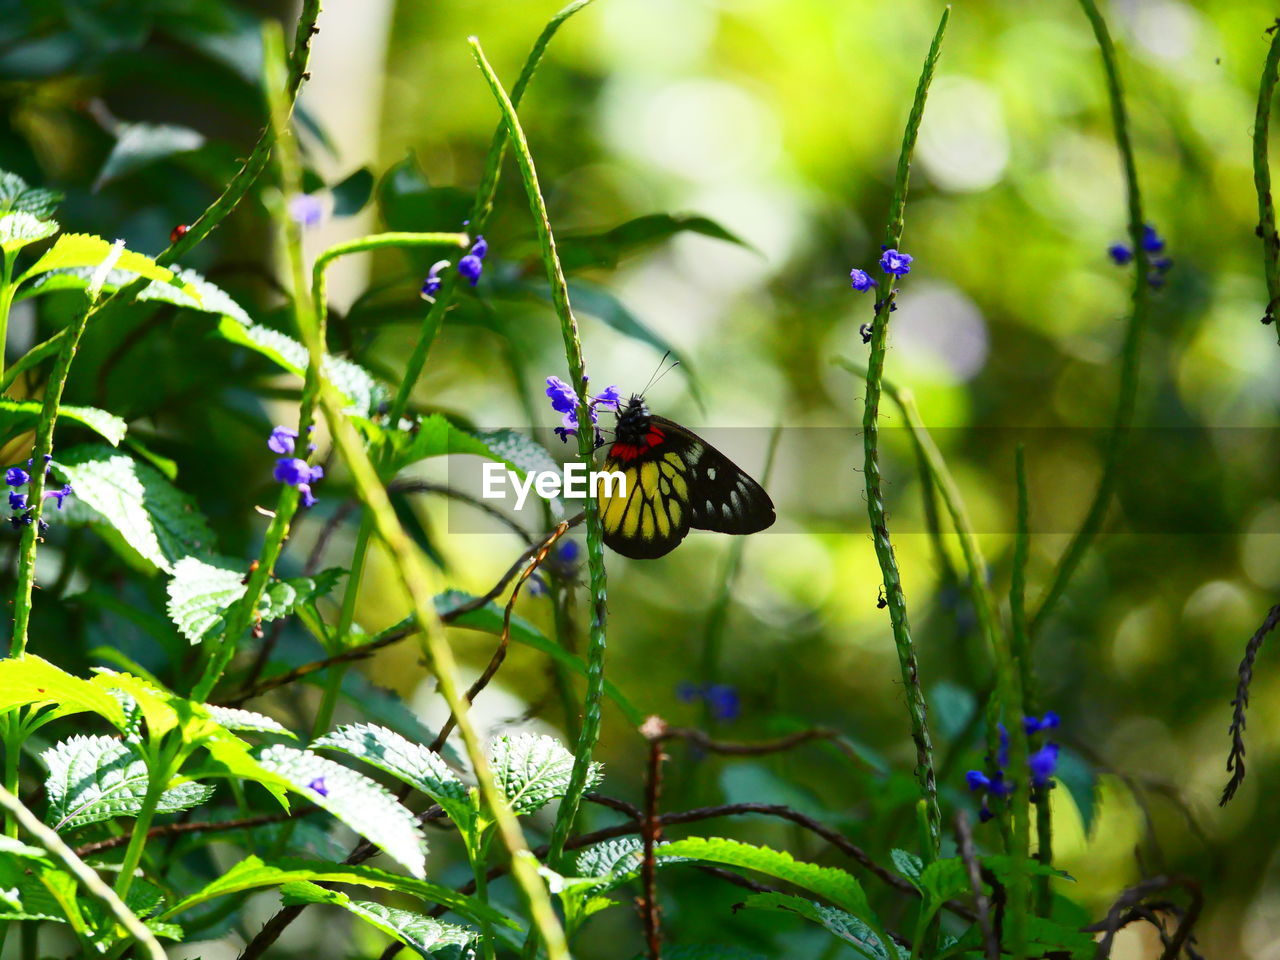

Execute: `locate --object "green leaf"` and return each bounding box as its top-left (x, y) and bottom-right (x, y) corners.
top-left (161, 855), bottom-right (509, 927)
top-left (0, 171), bottom-right (62, 218)
top-left (659, 837), bottom-right (872, 920)
top-left (215, 317), bottom-right (387, 418)
top-left (94, 122), bottom-right (206, 189)
top-left (22, 265), bottom-right (250, 327)
top-left (0, 836), bottom-right (48, 859)
top-left (574, 837), bottom-right (686, 892)
top-left (54, 445), bottom-right (215, 573)
top-left (256, 745), bottom-right (428, 878)
top-left (918, 857), bottom-right (969, 904)
top-left (0, 654), bottom-right (127, 728)
top-left (488, 732), bottom-right (600, 816)
top-left (377, 154), bottom-right (471, 270)
top-left (205, 706), bottom-right (295, 738)
top-left (0, 856), bottom-right (66, 922)
top-left (890, 849), bottom-right (924, 888)
top-left (0, 211), bottom-right (58, 253)
top-left (42, 735), bottom-right (215, 830)
top-left (166, 555), bottom-right (342, 644)
top-left (556, 212), bottom-right (750, 271)
top-left (435, 591), bottom-right (644, 725)
top-left (740, 892), bottom-right (899, 960)
top-left (312, 722), bottom-right (471, 824)
top-left (280, 882), bottom-right (476, 958)
top-left (17, 233), bottom-right (190, 291)
top-left (332, 167), bottom-right (375, 217)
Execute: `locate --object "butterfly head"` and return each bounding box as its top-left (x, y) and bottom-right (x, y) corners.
top-left (613, 393), bottom-right (651, 445)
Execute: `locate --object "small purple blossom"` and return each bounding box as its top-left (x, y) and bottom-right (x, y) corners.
top-left (545, 375), bottom-right (620, 445)
top-left (43, 484), bottom-right (72, 510)
top-left (675, 682), bottom-right (741, 722)
top-left (1141, 223), bottom-right (1165, 253)
top-left (593, 385), bottom-right (621, 411)
top-left (457, 235), bottom-right (488, 286)
top-left (274, 458), bottom-right (324, 507)
top-left (8, 492), bottom-right (26, 511)
top-left (1108, 243), bottom-right (1133, 266)
top-left (6, 467), bottom-right (29, 488)
top-left (849, 268), bottom-right (878, 292)
top-left (879, 248), bottom-right (913, 276)
top-left (1029, 743), bottom-right (1061, 788)
top-left (267, 426), bottom-right (298, 456)
top-left (420, 260), bottom-right (450, 301)
top-left (1023, 712), bottom-right (1060, 736)
top-left (556, 540), bottom-right (581, 566)
top-left (288, 193), bottom-right (325, 229)
top-left (307, 777), bottom-right (329, 797)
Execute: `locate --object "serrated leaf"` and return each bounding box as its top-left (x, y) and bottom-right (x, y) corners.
top-left (659, 837), bottom-right (873, 921)
top-left (488, 733), bottom-right (600, 816)
top-left (0, 654), bottom-right (126, 728)
top-left (54, 445), bottom-right (215, 573)
top-left (0, 171), bottom-right (62, 218)
top-left (42, 735), bottom-right (215, 830)
top-left (890, 849), bottom-right (924, 888)
top-left (741, 892), bottom-right (900, 959)
top-left (919, 857), bottom-right (969, 904)
top-left (206, 706), bottom-right (295, 737)
top-left (574, 837), bottom-right (685, 892)
top-left (22, 265), bottom-right (249, 326)
top-left (215, 317), bottom-right (386, 418)
top-left (94, 122), bottom-right (205, 190)
top-left (281, 882), bottom-right (476, 958)
top-left (435, 592), bottom-right (643, 725)
top-left (160, 855), bottom-right (509, 927)
top-left (17, 234), bottom-right (190, 293)
top-left (166, 555), bottom-right (341, 644)
top-left (312, 722), bottom-right (470, 824)
top-left (256, 745), bottom-right (427, 878)
top-left (0, 211), bottom-right (58, 253)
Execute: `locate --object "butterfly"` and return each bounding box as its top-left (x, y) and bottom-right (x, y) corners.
top-left (598, 393), bottom-right (775, 558)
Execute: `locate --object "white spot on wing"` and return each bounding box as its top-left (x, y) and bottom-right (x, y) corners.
top-left (707, 467), bottom-right (716, 480)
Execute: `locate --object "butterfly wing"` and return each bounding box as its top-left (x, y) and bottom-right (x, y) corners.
top-left (599, 415), bottom-right (774, 559)
top-left (599, 438), bottom-right (692, 559)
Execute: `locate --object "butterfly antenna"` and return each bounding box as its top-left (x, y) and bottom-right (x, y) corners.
top-left (640, 351), bottom-right (680, 397)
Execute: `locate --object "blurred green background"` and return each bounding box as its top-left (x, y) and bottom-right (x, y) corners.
top-left (7, 0), bottom-right (1280, 956)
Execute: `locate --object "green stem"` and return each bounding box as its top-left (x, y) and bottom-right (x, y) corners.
top-left (0, 782), bottom-right (166, 960)
top-left (2, 715), bottom-right (20, 838)
top-left (112, 743), bottom-right (180, 901)
top-left (0, 250), bottom-right (15, 382)
top-left (857, 6), bottom-right (948, 858)
top-left (468, 38), bottom-right (608, 874)
top-left (264, 26), bottom-right (569, 959)
top-left (1255, 20), bottom-right (1280, 334)
top-left (470, 832), bottom-right (498, 960)
top-left (1031, 0), bottom-right (1151, 634)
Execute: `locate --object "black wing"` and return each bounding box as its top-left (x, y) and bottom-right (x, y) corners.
top-left (649, 416), bottom-right (775, 535)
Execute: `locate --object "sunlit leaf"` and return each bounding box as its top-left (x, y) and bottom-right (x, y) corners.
top-left (281, 882), bottom-right (476, 958)
top-left (488, 732), bottom-right (600, 816)
top-left (94, 122), bottom-right (206, 190)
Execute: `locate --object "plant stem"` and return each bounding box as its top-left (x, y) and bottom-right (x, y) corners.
top-left (264, 25), bottom-right (569, 959)
top-left (0, 250), bottom-right (15, 382)
top-left (0, 782), bottom-right (167, 960)
top-left (1255, 20), bottom-right (1280, 334)
top-left (857, 5), bottom-right (948, 858)
top-left (1031, 0), bottom-right (1151, 634)
top-left (468, 38), bottom-right (609, 874)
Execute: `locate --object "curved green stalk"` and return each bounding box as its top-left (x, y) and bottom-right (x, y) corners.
top-left (263, 26), bottom-right (568, 959)
top-left (857, 6), bottom-right (948, 857)
top-left (1031, 0), bottom-right (1151, 634)
top-left (469, 38), bottom-right (609, 875)
top-left (0, 783), bottom-right (167, 960)
top-left (1255, 21), bottom-right (1280, 334)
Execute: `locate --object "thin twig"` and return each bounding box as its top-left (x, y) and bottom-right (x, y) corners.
top-left (1086, 875), bottom-right (1203, 960)
top-left (71, 812), bottom-right (295, 857)
top-left (1220, 604), bottom-right (1280, 804)
top-left (639, 717), bottom-right (669, 960)
top-left (956, 811), bottom-right (997, 960)
top-left (429, 521), bottom-right (570, 749)
top-left (1254, 19), bottom-right (1280, 331)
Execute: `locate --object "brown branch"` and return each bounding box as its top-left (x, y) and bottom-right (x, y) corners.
top-left (639, 717), bottom-right (669, 960)
top-left (428, 521), bottom-right (570, 751)
top-left (955, 810), bottom-right (997, 960)
top-left (1221, 603), bottom-right (1280, 804)
top-left (389, 480), bottom-right (536, 546)
top-left (656, 725), bottom-right (867, 767)
top-left (1085, 875), bottom-right (1203, 960)
top-left (72, 812), bottom-right (295, 858)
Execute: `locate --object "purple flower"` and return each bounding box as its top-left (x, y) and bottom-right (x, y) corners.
top-left (1029, 743), bottom-right (1060, 787)
top-left (1023, 712), bottom-right (1060, 736)
top-left (43, 484), bottom-right (72, 510)
top-left (556, 540), bottom-right (581, 566)
top-left (420, 260), bottom-right (450, 301)
top-left (675, 682), bottom-right (702, 703)
top-left (274, 458), bottom-right (324, 506)
top-left (879, 248), bottom-right (913, 276)
top-left (468, 235), bottom-right (488, 259)
top-left (705, 684), bottom-right (740, 722)
top-left (545, 376), bottom-right (578, 415)
top-left (458, 254), bottom-right (483, 286)
top-left (307, 777), bottom-right (329, 797)
top-left (288, 193), bottom-right (325, 229)
top-left (1108, 243), bottom-right (1133, 266)
top-left (1141, 223), bottom-right (1165, 253)
top-left (545, 375), bottom-right (620, 444)
top-left (593, 385), bottom-right (621, 411)
top-left (849, 268), bottom-right (878, 292)
top-left (267, 426), bottom-right (298, 456)
top-left (6, 468), bottom-right (29, 488)
top-left (8, 492), bottom-right (26, 511)
top-left (966, 770), bottom-right (991, 792)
